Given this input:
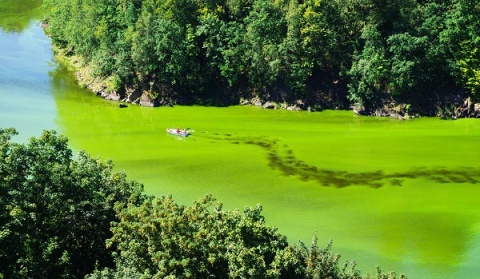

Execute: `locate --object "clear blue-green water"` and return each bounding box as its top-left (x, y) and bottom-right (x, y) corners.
top-left (1, 6), bottom-right (480, 278)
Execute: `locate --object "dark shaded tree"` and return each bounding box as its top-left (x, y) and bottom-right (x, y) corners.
top-left (0, 129), bottom-right (145, 278)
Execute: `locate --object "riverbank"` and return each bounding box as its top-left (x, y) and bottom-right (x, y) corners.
top-left (52, 42), bottom-right (480, 119)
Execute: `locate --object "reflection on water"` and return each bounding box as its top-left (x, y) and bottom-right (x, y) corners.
top-left (201, 132), bottom-right (480, 188)
top-left (0, 0), bottom-right (44, 32)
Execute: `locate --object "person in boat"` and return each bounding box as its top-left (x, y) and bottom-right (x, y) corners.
top-left (176, 128), bottom-right (180, 134)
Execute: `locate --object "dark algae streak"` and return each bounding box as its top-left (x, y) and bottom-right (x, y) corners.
top-left (201, 132), bottom-right (480, 188)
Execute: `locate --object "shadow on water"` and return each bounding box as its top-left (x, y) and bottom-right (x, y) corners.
top-left (199, 132), bottom-right (480, 188)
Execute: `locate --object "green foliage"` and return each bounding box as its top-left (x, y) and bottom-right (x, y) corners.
top-left (43, 0), bottom-right (480, 112)
top-left (347, 24), bottom-right (389, 108)
top-left (244, 0), bottom-right (287, 88)
top-left (0, 129), bottom-right (145, 278)
top-left (442, 0), bottom-right (480, 98)
top-left (87, 194), bottom-right (406, 279)
top-left (387, 32), bottom-right (429, 95)
top-left (345, 0), bottom-right (464, 108)
top-left (90, 194), bottom-right (288, 278)
top-left (457, 41), bottom-right (480, 97)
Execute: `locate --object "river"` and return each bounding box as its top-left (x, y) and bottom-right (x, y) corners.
top-left (1, 3), bottom-right (480, 278)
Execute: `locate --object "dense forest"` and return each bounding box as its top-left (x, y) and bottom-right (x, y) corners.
top-left (0, 129), bottom-right (406, 278)
top-left (43, 0), bottom-right (480, 116)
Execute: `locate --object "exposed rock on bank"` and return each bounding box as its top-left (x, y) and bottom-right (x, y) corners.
top-left (451, 97), bottom-right (480, 118)
top-left (352, 97), bottom-right (480, 120)
top-left (83, 75), bottom-right (161, 107)
top-left (240, 97), bottom-right (313, 112)
top-left (352, 104), bottom-right (412, 120)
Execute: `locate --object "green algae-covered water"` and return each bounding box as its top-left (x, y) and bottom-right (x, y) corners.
top-left (51, 80), bottom-right (480, 278)
top-left (1, 5), bottom-right (480, 278)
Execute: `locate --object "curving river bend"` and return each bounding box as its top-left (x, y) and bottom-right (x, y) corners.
top-left (1, 3), bottom-right (479, 278)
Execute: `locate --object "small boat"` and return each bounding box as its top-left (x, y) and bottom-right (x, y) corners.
top-left (166, 128), bottom-right (191, 137)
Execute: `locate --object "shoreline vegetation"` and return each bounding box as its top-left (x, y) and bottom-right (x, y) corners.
top-left (42, 0), bottom-right (480, 119)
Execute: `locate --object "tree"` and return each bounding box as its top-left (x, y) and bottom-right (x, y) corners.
top-left (0, 129), bottom-right (145, 278)
top-left (243, 0), bottom-right (287, 90)
top-left (385, 1), bottom-right (457, 109)
top-left (88, 194), bottom-right (406, 279)
top-left (89, 194), bottom-right (289, 278)
top-left (347, 24), bottom-right (389, 109)
top-left (443, 0), bottom-right (480, 98)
